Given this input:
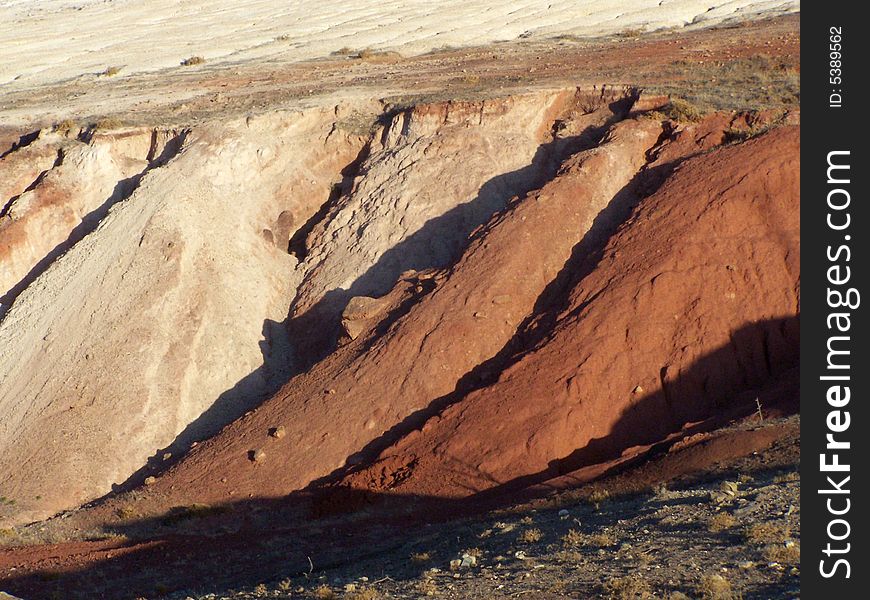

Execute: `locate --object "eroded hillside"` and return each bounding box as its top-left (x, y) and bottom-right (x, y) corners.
top-left (0, 13), bottom-right (800, 600)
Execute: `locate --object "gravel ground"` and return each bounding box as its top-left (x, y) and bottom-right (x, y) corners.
top-left (168, 419), bottom-right (800, 600)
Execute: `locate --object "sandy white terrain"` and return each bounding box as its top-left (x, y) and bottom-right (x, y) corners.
top-left (1, 0), bottom-right (798, 91)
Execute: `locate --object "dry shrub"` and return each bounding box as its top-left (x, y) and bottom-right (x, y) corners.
top-left (357, 48), bottom-right (403, 62)
top-left (562, 528), bottom-right (584, 547)
top-left (606, 574), bottom-right (655, 599)
top-left (181, 56), bottom-right (205, 66)
top-left (314, 584), bottom-right (336, 599)
top-left (661, 98), bottom-right (704, 122)
top-left (708, 512), bottom-right (737, 533)
top-left (745, 522), bottom-right (790, 544)
top-left (762, 542), bottom-right (800, 565)
top-left (697, 574), bottom-right (741, 600)
top-left (518, 528), bottom-right (543, 543)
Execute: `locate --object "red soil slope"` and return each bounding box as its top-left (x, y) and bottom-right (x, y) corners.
top-left (131, 113), bottom-right (665, 509)
top-left (340, 125), bottom-right (800, 499)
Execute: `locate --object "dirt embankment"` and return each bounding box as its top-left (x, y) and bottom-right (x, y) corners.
top-left (0, 101), bottom-right (800, 600)
top-left (1, 87), bottom-right (643, 526)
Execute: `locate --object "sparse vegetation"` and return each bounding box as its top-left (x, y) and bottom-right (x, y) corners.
top-left (745, 522), bottom-right (790, 544)
top-left (518, 528), bottom-right (542, 543)
top-left (659, 97), bottom-right (705, 122)
top-left (588, 531), bottom-right (617, 547)
top-left (93, 117), bottom-right (124, 131)
top-left (562, 528), bottom-right (584, 547)
top-left (357, 48), bottom-right (403, 62)
top-left (345, 588), bottom-right (381, 600)
top-left (586, 487), bottom-right (611, 505)
top-left (617, 28), bottom-right (646, 38)
top-left (605, 574), bottom-right (655, 599)
top-left (415, 578), bottom-right (438, 596)
top-left (161, 503), bottom-right (227, 525)
top-left (697, 573), bottom-right (741, 600)
top-left (100, 65), bottom-right (123, 77)
top-left (314, 584), bottom-right (337, 599)
top-left (115, 505), bottom-right (137, 520)
top-left (645, 55), bottom-right (800, 112)
top-left (181, 55), bottom-right (206, 67)
top-left (773, 470), bottom-right (800, 483)
top-left (410, 551), bottom-right (431, 563)
top-left (53, 119), bottom-right (78, 135)
top-left (762, 541), bottom-right (800, 565)
top-left (708, 512), bottom-right (738, 533)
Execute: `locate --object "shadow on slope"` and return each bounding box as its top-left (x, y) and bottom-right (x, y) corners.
top-left (0, 317), bottom-right (798, 600)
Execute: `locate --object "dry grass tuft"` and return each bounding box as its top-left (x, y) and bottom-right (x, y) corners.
top-left (697, 574), bottom-right (741, 600)
top-left (115, 505), bottom-right (137, 520)
top-left (314, 584), bottom-right (337, 599)
top-left (588, 531), bottom-right (617, 547)
top-left (773, 471), bottom-right (800, 483)
top-left (357, 48), bottom-right (403, 62)
top-left (562, 528), bottom-right (584, 547)
top-left (180, 55), bottom-right (206, 66)
top-left (518, 528), bottom-right (543, 543)
top-left (100, 65), bottom-right (122, 77)
top-left (762, 541), bottom-right (800, 565)
top-left (708, 512), bottom-right (738, 533)
top-left (93, 117), bottom-right (124, 131)
top-left (660, 97), bottom-right (705, 122)
top-left (605, 574), bottom-right (655, 599)
top-left (745, 522), bottom-right (790, 544)
top-left (416, 578), bottom-right (438, 596)
top-left (346, 588), bottom-right (381, 600)
top-left (161, 502), bottom-right (227, 525)
top-left (53, 119), bottom-right (79, 135)
top-left (586, 487), bottom-right (611, 506)
top-left (410, 551), bottom-right (431, 564)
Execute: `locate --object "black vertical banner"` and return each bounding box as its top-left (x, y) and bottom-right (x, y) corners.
top-left (802, 5), bottom-right (868, 597)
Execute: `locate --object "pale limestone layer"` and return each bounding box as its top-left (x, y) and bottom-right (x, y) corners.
top-left (0, 0), bottom-right (799, 89)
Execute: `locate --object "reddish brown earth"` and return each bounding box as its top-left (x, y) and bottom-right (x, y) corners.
top-left (0, 16), bottom-right (800, 600)
top-left (338, 125), bottom-right (799, 500)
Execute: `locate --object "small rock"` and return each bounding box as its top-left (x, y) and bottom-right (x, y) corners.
top-left (738, 561), bottom-right (755, 569)
top-left (558, 509), bottom-right (570, 520)
top-left (249, 448), bottom-right (266, 462)
top-left (514, 550), bottom-right (527, 560)
top-left (460, 553), bottom-right (477, 568)
top-left (449, 559), bottom-right (462, 571)
top-left (162, 452), bottom-right (172, 461)
top-left (491, 294), bottom-right (511, 305)
top-left (473, 311), bottom-right (487, 319)
top-left (144, 476), bottom-right (157, 486)
top-left (269, 425), bottom-right (286, 439)
top-left (632, 385), bottom-right (644, 394)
